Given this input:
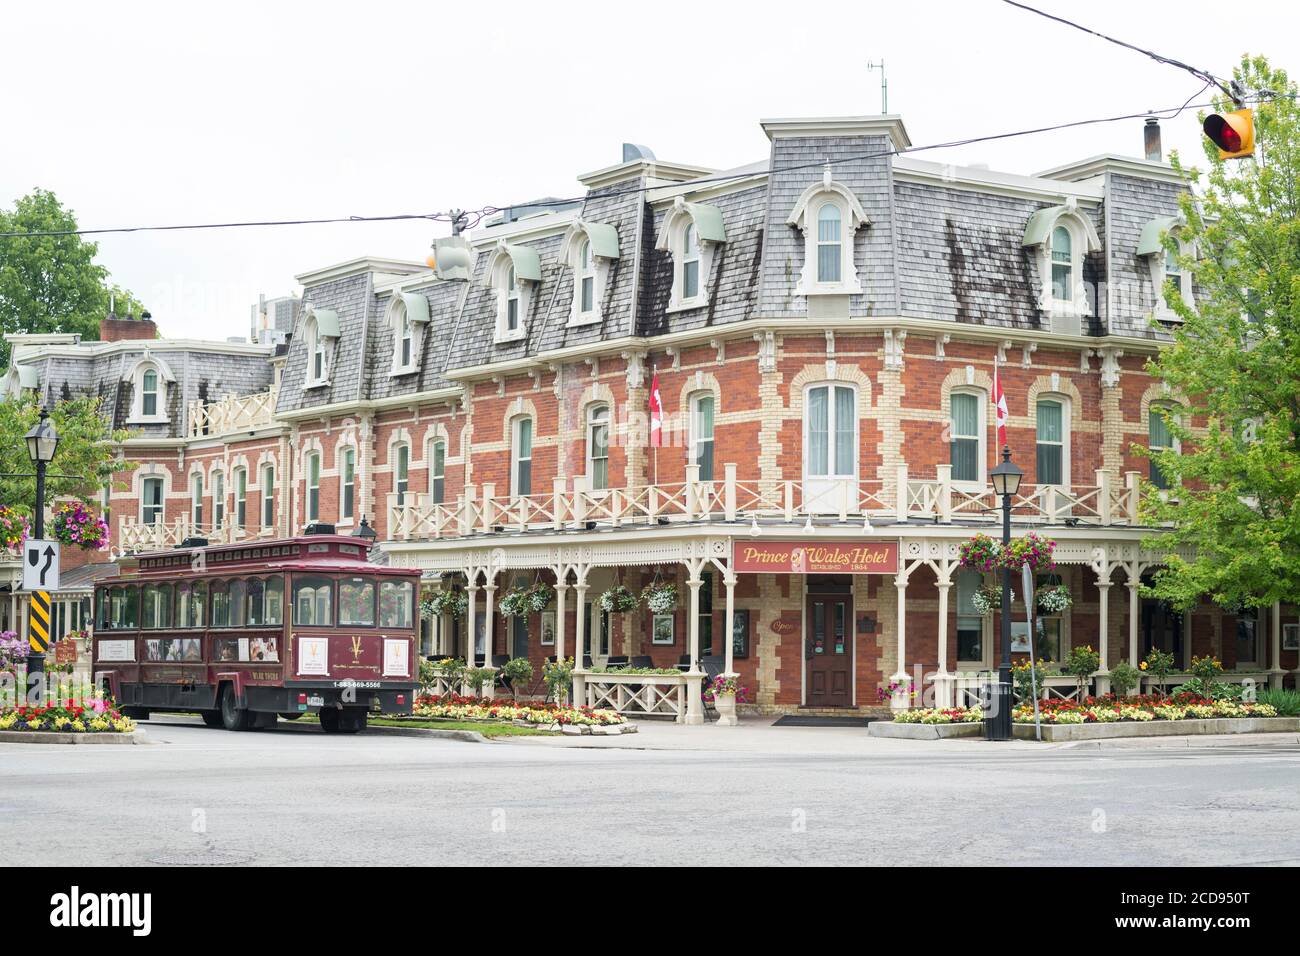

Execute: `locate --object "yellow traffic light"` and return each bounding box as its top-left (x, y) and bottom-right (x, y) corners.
top-left (1203, 108), bottom-right (1254, 159)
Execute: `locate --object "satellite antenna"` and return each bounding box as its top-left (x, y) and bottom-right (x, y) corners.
top-left (867, 60), bottom-right (888, 114)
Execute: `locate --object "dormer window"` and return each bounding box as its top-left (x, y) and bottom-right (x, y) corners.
top-left (1022, 201), bottom-right (1100, 332)
top-left (481, 243), bottom-right (540, 343)
top-left (1138, 215), bottom-right (1193, 321)
top-left (656, 197), bottom-right (725, 312)
top-left (560, 220), bottom-right (620, 327)
top-left (141, 370), bottom-right (159, 416)
top-left (386, 291), bottom-right (430, 375)
top-left (787, 170), bottom-right (868, 296)
top-left (124, 356), bottom-right (175, 424)
top-left (302, 306), bottom-right (340, 387)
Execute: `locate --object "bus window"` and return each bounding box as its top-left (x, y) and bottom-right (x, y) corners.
top-left (265, 576), bottom-right (284, 626)
top-left (105, 586), bottom-right (139, 630)
top-left (212, 581), bottom-right (231, 628)
top-left (339, 577), bottom-right (376, 627)
top-left (247, 578), bottom-right (266, 626)
top-left (176, 581), bottom-right (207, 628)
top-left (294, 576), bottom-right (333, 626)
top-left (96, 587), bottom-right (111, 629)
top-left (380, 580), bottom-right (414, 629)
top-left (142, 584), bottom-right (173, 629)
top-left (228, 580), bottom-right (247, 628)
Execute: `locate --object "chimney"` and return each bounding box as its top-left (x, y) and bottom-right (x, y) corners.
top-left (100, 309), bottom-right (158, 342)
top-left (1144, 117), bottom-right (1162, 162)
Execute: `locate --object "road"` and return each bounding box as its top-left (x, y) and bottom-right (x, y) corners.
top-left (3, 716), bottom-right (1300, 866)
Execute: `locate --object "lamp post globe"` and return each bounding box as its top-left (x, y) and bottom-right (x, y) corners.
top-left (25, 409), bottom-right (59, 464)
top-left (986, 446), bottom-right (1022, 741)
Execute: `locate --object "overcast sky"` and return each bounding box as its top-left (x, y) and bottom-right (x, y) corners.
top-left (5, 0), bottom-right (1297, 341)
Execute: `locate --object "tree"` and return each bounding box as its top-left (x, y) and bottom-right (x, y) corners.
top-left (1141, 55), bottom-right (1300, 613)
top-left (0, 189), bottom-right (147, 366)
top-left (0, 395), bottom-right (132, 523)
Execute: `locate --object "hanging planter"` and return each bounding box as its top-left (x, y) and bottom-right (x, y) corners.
top-left (997, 532), bottom-right (1057, 574)
top-left (424, 590), bottom-right (467, 620)
top-left (1036, 584), bottom-right (1072, 614)
top-left (599, 585), bottom-right (638, 614)
top-left (971, 585), bottom-right (1015, 617)
top-left (958, 534), bottom-right (1000, 572)
top-left (500, 582), bottom-right (556, 617)
top-left (498, 587), bottom-right (530, 618)
top-left (0, 507), bottom-right (30, 551)
top-left (641, 582), bottom-right (678, 614)
top-left (524, 581), bottom-right (555, 613)
top-left (50, 502), bottom-right (110, 552)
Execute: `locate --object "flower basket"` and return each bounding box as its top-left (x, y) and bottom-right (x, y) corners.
top-left (525, 582), bottom-right (555, 613)
top-left (498, 587), bottom-right (530, 618)
top-left (598, 585), bottom-right (638, 614)
top-left (1036, 584), bottom-right (1072, 614)
top-left (970, 585), bottom-right (1014, 617)
top-left (50, 502), bottom-right (109, 552)
top-left (997, 532), bottom-right (1057, 574)
top-left (424, 590), bottom-right (467, 620)
top-left (641, 583), bottom-right (678, 614)
top-left (958, 534), bottom-right (1000, 572)
top-left (0, 507), bottom-right (30, 551)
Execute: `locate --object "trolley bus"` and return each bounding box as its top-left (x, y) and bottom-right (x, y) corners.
top-left (92, 529), bottom-right (421, 733)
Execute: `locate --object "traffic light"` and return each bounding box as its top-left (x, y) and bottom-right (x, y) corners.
top-left (1203, 108), bottom-right (1254, 159)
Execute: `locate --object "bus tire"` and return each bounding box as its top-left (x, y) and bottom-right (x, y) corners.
top-left (318, 707), bottom-right (341, 733)
top-left (200, 710), bottom-right (223, 728)
top-left (219, 685), bottom-right (253, 731)
top-left (278, 712), bottom-right (304, 721)
top-left (337, 709), bottom-right (367, 734)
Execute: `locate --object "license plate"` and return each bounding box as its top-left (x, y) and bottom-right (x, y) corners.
top-left (306, 695), bottom-right (325, 706)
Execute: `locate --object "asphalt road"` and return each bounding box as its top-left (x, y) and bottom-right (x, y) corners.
top-left (4, 717), bottom-right (1300, 866)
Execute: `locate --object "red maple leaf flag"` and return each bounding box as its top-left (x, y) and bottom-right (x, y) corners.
top-left (649, 370), bottom-right (664, 448)
top-left (993, 357), bottom-right (1008, 450)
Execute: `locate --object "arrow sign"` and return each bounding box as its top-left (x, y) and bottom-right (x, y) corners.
top-left (23, 539), bottom-right (59, 592)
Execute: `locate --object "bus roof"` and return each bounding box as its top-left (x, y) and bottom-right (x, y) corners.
top-left (115, 535), bottom-right (421, 582)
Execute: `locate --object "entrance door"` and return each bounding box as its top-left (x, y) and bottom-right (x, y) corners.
top-left (806, 591), bottom-right (852, 707)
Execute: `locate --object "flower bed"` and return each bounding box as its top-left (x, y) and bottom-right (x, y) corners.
top-left (412, 693), bottom-right (625, 726)
top-left (0, 702), bottom-right (136, 734)
top-left (893, 706), bottom-right (983, 724)
top-left (1013, 693), bottom-right (1278, 724)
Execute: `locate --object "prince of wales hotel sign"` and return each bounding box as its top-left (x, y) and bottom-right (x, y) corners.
top-left (732, 541), bottom-right (899, 575)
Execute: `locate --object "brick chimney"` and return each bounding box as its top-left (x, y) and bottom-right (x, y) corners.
top-left (100, 310), bottom-right (158, 342)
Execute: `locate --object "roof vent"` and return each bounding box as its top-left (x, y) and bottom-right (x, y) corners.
top-left (303, 522), bottom-right (336, 536)
top-left (623, 143), bottom-right (657, 163)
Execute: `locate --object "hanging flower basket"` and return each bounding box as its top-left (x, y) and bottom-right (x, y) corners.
top-left (599, 585), bottom-right (638, 614)
top-left (997, 532), bottom-right (1057, 574)
top-left (641, 582), bottom-right (678, 614)
top-left (498, 587), bottom-right (529, 618)
top-left (971, 585), bottom-right (1015, 617)
top-left (525, 582), bottom-right (555, 613)
top-left (1036, 584), bottom-right (1072, 614)
top-left (50, 502), bottom-right (110, 552)
top-left (0, 507), bottom-right (30, 551)
top-left (424, 590), bottom-right (467, 620)
top-left (499, 582), bottom-right (556, 617)
top-left (958, 534), bottom-right (1000, 572)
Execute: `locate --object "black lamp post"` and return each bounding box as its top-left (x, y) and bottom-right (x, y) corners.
top-left (23, 408), bottom-right (59, 686)
top-left (986, 445), bottom-right (1023, 741)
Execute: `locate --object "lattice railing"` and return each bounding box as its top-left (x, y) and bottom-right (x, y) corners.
top-left (187, 385), bottom-right (279, 438)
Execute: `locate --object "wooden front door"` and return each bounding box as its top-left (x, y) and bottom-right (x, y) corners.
top-left (806, 592), bottom-right (852, 707)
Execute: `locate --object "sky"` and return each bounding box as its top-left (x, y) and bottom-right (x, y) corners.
top-left (4, 0), bottom-right (1297, 342)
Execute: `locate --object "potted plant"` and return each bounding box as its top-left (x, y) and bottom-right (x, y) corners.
top-left (50, 502), bottom-right (109, 551)
top-left (1036, 584), bottom-right (1072, 614)
top-left (998, 532), bottom-right (1057, 573)
top-left (958, 534), bottom-right (1000, 572)
top-left (708, 674), bottom-right (748, 726)
top-left (598, 584), bottom-right (638, 614)
top-left (425, 590), bottom-right (467, 620)
top-left (877, 678), bottom-right (917, 711)
top-left (1141, 647), bottom-right (1176, 696)
top-left (641, 581), bottom-right (678, 614)
top-left (501, 657), bottom-right (534, 701)
top-left (542, 657), bottom-right (575, 707)
top-left (525, 582), bottom-right (555, 613)
top-left (1109, 661), bottom-right (1141, 697)
top-left (0, 507), bottom-right (29, 553)
top-left (1062, 644), bottom-right (1101, 699)
top-left (970, 585), bottom-right (1014, 617)
top-left (498, 586), bottom-right (530, 618)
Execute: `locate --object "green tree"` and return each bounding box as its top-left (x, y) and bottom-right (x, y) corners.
top-left (0, 189), bottom-right (147, 365)
top-left (1141, 55), bottom-right (1300, 613)
top-left (0, 396), bottom-right (132, 523)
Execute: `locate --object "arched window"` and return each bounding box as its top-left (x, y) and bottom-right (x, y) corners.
top-left (682, 224), bottom-right (700, 300)
top-left (234, 467), bottom-right (248, 527)
top-left (690, 393), bottom-right (715, 481)
top-left (141, 584), bottom-right (173, 629)
top-left (1050, 226), bottom-right (1073, 302)
top-left (398, 310), bottom-right (412, 367)
top-left (141, 476), bottom-right (164, 525)
top-left (586, 405), bottom-right (610, 491)
top-left (339, 576), bottom-right (376, 626)
top-left (176, 581), bottom-right (207, 628)
top-left (127, 359), bottom-right (172, 422)
top-left (293, 575), bottom-right (333, 626)
top-left (191, 473), bottom-right (204, 527)
top-left (306, 452), bottom-right (321, 522)
top-left (804, 384), bottom-right (856, 508)
top-left (1148, 406), bottom-right (1178, 490)
top-left (816, 202), bottom-right (842, 284)
top-left (1035, 398), bottom-right (1068, 486)
top-left (141, 369), bottom-right (159, 417)
top-left (577, 239), bottom-right (595, 316)
top-left (511, 417), bottom-right (533, 497)
top-left (393, 444), bottom-right (409, 506)
top-left (505, 265), bottom-right (520, 332)
top-left (949, 391), bottom-right (984, 484)
top-left (340, 446), bottom-right (356, 520)
top-left (261, 464), bottom-right (275, 528)
top-left (429, 439), bottom-right (446, 504)
top-left (212, 470), bottom-right (225, 528)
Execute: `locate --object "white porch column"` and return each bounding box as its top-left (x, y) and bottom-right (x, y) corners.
top-left (893, 571), bottom-right (909, 681)
top-left (554, 581), bottom-right (567, 661)
top-left (1269, 600), bottom-right (1284, 689)
top-left (1096, 582), bottom-right (1111, 673)
top-left (464, 578), bottom-right (479, 693)
top-left (935, 579), bottom-right (953, 708)
top-left (684, 573), bottom-right (704, 725)
top-left (483, 579), bottom-right (496, 666)
top-left (1127, 579), bottom-right (1140, 667)
top-left (723, 574), bottom-right (737, 675)
top-left (572, 581), bottom-right (589, 706)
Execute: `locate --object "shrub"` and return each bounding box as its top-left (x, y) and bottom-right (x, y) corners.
top-left (542, 657), bottom-right (575, 706)
top-left (1257, 688), bottom-right (1300, 717)
top-left (1141, 648), bottom-right (1176, 694)
top-left (501, 657), bottom-right (534, 700)
top-left (1062, 645), bottom-right (1101, 698)
top-left (1189, 655), bottom-right (1224, 683)
top-left (1109, 661), bottom-right (1141, 696)
top-left (1011, 658), bottom-right (1052, 701)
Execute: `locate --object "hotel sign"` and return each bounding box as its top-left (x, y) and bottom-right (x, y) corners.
top-left (733, 540), bottom-right (899, 575)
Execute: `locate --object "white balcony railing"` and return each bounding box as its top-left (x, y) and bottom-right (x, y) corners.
top-left (115, 515), bottom-right (275, 554)
top-left (387, 464), bottom-right (1144, 541)
top-left (187, 385), bottom-right (279, 439)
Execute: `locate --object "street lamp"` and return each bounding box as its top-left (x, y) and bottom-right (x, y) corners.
top-left (23, 408), bottom-right (59, 686)
top-left (987, 445), bottom-right (1023, 741)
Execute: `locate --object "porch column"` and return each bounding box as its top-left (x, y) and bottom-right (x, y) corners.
top-left (893, 571), bottom-right (909, 682)
top-left (723, 573), bottom-right (737, 675)
top-left (1096, 582), bottom-right (1111, 673)
top-left (554, 581), bottom-right (567, 661)
top-left (483, 578), bottom-right (496, 665)
top-left (465, 577), bottom-right (479, 690)
top-left (572, 580), bottom-right (589, 706)
top-left (1269, 600), bottom-right (1283, 689)
top-left (684, 573), bottom-right (704, 725)
top-left (1127, 579), bottom-right (1140, 667)
top-left (935, 578), bottom-right (952, 707)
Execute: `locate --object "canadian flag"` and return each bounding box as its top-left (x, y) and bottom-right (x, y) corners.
top-left (993, 358), bottom-right (1008, 450)
top-left (649, 370), bottom-right (664, 448)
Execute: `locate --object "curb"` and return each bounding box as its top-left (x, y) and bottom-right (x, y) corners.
top-left (358, 725), bottom-right (489, 743)
top-left (1057, 732), bottom-right (1300, 751)
top-left (0, 728), bottom-right (149, 745)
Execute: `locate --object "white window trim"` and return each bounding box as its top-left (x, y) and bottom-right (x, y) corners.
top-left (656, 198), bottom-right (723, 314)
top-left (190, 472), bottom-right (204, 527)
top-left (211, 469), bottom-right (226, 529)
top-left (393, 442), bottom-right (410, 506)
top-left (140, 475), bottom-right (166, 526)
top-left (261, 463), bottom-right (276, 529)
top-left (233, 467), bottom-right (248, 527)
top-left (1034, 394), bottom-right (1071, 488)
top-left (339, 445), bottom-right (357, 524)
top-left (1147, 235), bottom-right (1195, 321)
top-left (303, 314), bottom-right (337, 389)
top-left (510, 416), bottom-right (533, 497)
top-left (955, 568), bottom-right (991, 670)
top-left (386, 293), bottom-right (429, 376)
top-left (305, 452), bottom-right (321, 523)
top-left (490, 260), bottom-right (531, 344)
top-left (688, 392), bottom-right (716, 480)
top-left (123, 357), bottom-right (175, 425)
top-left (787, 172), bottom-right (869, 296)
top-left (559, 227), bottom-right (615, 329)
top-left (949, 388), bottom-right (988, 489)
top-left (1027, 205), bottom-right (1099, 320)
top-left (802, 383), bottom-right (858, 483)
top-left (585, 404), bottom-right (611, 491)
top-left (428, 438), bottom-right (446, 504)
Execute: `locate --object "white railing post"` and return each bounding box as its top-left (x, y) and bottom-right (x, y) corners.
top-left (572, 476), bottom-right (589, 526)
top-left (1096, 469), bottom-right (1112, 525)
top-left (1124, 471), bottom-right (1141, 523)
top-left (480, 483), bottom-right (495, 532)
top-left (895, 465), bottom-right (909, 522)
top-left (685, 464), bottom-right (700, 519)
top-left (723, 463), bottom-right (737, 522)
top-left (552, 477), bottom-right (566, 530)
top-left (936, 464), bottom-right (953, 524)
top-left (783, 481), bottom-right (794, 523)
top-left (460, 485), bottom-right (476, 536)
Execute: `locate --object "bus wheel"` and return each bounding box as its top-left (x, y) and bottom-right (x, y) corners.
top-left (219, 685), bottom-right (253, 731)
top-left (318, 707), bottom-right (341, 733)
top-left (200, 710), bottom-right (223, 728)
top-left (337, 710), bottom-right (367, 734)
top-left (278, 712), bottom-right (304, 721)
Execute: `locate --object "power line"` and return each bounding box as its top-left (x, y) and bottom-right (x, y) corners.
top-left (0, 90), bottom-right (1282, 242)
top-left (1000, 0), bottom-right (1242, 103)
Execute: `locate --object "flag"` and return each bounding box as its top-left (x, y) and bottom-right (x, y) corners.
top-left (992, 357), bottom-right (1008, 450)
top-left (649, 370), bottom-right (663, 448)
